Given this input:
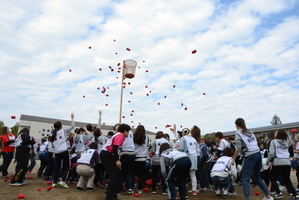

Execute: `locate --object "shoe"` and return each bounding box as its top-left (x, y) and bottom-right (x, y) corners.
top-left (228, 189), bottom-right (237, 195)
top-left (262, 196), bottom-right (274, 200)
top-left (279, 186), bottom-right (287, 191)
top-left (211, 187), bottom-right (218, 192)
top-left (126, 188), bottom-right (133, 194)
top-left (98, 182), bottom-right (105, 188)
top-left (9, 182), bottom-right (23, 186)
top-left (197, 187), bottom-right (206, 192)
top-left (21, 181), bottom-right (27, 185)
top-left (151, 190), bottom-right (156, 194)
top-left (191, 191), bottom-right (197, 196)
top-left (273, 192), bottom-right (283, 199)
top-left (162, 190), bottom-right (167, 195)
top-left (2, 176), bottom-right (9, 179)
top-left (296, 189), bottom-right (299, 193)
top-left (138, 189), bottom-right (142, 194)
top-left (52, 183), bottom-right (57, 187)
top-left (223, 193), bottom-right (230, 199)
top-left (290, 195), bottom-right (299, 200)
top-left (86, 187), bottom-right (94, 192)
top-left (76, 187), bottom-right (83, 190)
top-left (59, 181), bottom-right (69, 188)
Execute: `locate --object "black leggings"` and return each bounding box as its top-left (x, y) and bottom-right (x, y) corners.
top-left (53, 150), bottom-right (70, 183)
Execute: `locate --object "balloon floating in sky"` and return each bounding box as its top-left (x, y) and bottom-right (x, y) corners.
top-left (173, 85), bottom-right (176, 88)
top-left (83, 95), bottom-right (85, 98)
top-left (203, 93), bottom-right (206, 95)
top-left (89, 46), bottom-right (91, 49)
top-left (11, 116), bottom-right (16, 119)
top-left (69, 69), bottom-right (72, 72)
top-left (130, 92), bottom-right (133, 95)
top-left (117, 63), bottom-right (120, 66)
top-left (145, 70), bottom-right (149, 72)
top-left (99, 68), bottom-right (102, 71)
top-left (184, 107), bottom-right (187, 110)
top-left (191, 49), bottom-right (197, 54)
top-left (126, 48), bottom-right (131, 51)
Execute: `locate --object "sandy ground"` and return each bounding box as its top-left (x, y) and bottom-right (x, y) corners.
top-left (0, 158), bottom-right (298, 200)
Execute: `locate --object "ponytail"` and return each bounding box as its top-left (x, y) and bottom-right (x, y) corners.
top-left (49, 121), bottom-right (62, 142)
top-left (235, 118), bottom-right (248, 134)
top-left (93, 128), bottom-right (101, 143)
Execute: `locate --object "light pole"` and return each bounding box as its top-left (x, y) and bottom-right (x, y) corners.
top-left (119, 59), bottom-right (137, 123)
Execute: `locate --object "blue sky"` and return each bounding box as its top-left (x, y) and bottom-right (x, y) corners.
top-left (0, 0), bottom-right (298, 137)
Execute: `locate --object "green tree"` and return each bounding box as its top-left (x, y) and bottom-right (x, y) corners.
top-left (0, 120), bottom-right (4, 132)
top-left (11, 122), bottom-right (19, 135)
top-left (257, 135), bottom-right (267, 148)
top-left (271, 115), bottom-right (282, 125)
top-left (203, 132), bottom-right (216, 143)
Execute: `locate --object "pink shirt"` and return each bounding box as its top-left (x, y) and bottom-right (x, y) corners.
top-left (106, 133), bottom-right (125, 154)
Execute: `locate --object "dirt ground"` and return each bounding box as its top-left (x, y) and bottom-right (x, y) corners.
top-left (0, 158), bottom-right (298, 200)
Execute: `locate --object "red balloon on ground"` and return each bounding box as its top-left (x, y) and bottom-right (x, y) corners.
top-left (17, 194), bottom-right (25, 199)
top-left (255, 192), bottom-right (260, 195)
top-left (47, 186), bottom-right (53, 191)
top-left (36, 188), bottom-right (41, 191)
top-left (143, 187), bottom-right (149, 192)
top-left (3, 179), bottom-right (8, 182)
top-left (134, 193), bottom-right (140, 197)
top-left (47, 181), bottom-right (52, 185)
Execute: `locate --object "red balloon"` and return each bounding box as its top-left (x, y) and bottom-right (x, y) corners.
top-left (132, 110), bottom-right (134, 112)
top-left (117, 63), bottom-right (120, 66)
top-left (69, 69), bottom-right (72, 72)
top-left (184, 107), bottom-right (187, 110)
top-left (18, 194), bottom-right (25, 199)
top-left (106, 94), bottom-right (109, 97)
top-left (126, 48), bottom-right (131, 51)
top-left (145, 70), bottom-right (149, 72)
top-left (130, 92), bottom-right (133, 95)
top-left (122, 116), bottom-right (125, 118)
top-left (158, 102), bottom-right (160, 105)
top-left (99, 68), bottom-right (102, 71)
top-left (3, 179), bottom-right (8, 182)
top-left (203, 93), bottom-right (206, 95)
top-left (36, 188), bottom-right (41, 191)
top-left (191, 49), bottom-right (197, 54)
top-left (11, 116), bottom-right (16, 119)
top-left (83, 95), bottom-right (85, 98)
top-left (292, 129), bottom-right (297, 134)
top-left (143, 187), bottom-right (149, 192)
top-left (46, 186), bottom-right (53, 191)
top-left (181, 103), bottom-right (184, 106)
top-left (89, 46), bottom-right (91, 49)
top-left (105, 104), bottom-right (108, 106)
top-left (255, 192), bottom-right (260, 195)
top-left (47, 181), bottom-right (52, 185)
top-left (134, 193), bottom-right (140, 197)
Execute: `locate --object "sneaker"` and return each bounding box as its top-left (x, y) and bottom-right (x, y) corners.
top-left (9, 182), bottom-right (22, 186)
top-left (192, 191), bottom-right (197, 196)
top-left (86, 187), bottom-right (94, 192)
top-left (76, 187), bottom-right (83, 190)
top-left (211, 188), bottom-right (218, 192)
top-left (216, 190), bottom-right (221, 198)
top-left (2, 176), bottom-right (9, 179)
top-left (151, 190), bottom-right (156, 194)
top-left (126, 188), bottom-right (133, 194)
top-left (228, 189), bottom-right (237, 195)
top-left (290, 195), bottom-right (299, 200)
top-left (273, 193), bottom-right (283, 199)
top-left (59, 181), bottom-right (69, 188)
top-left (162, 190), bottom-right (167, 195)
top-left (262, 196), bottom-right (274, 200)
top-left (21, 181), bottom-right (27, 185)
top-left (52, 183), bottom-right (57, 187)
top-left (296, 189), bottom-right (299, 193)
top-left (223, 193), bottom-right (231, 199)
top-left (197, 187), bottom-right (206, 192)
top-left (279, 186), bottom-right (287, 191)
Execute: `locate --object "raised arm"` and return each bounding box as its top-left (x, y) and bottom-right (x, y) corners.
top-left (64, 112), bottom-right (75, 134)
top-left (97, 110), bottom-right (102, 128)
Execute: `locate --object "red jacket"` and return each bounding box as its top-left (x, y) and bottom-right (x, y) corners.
top-left (1, 134), bottom-right (16, 152)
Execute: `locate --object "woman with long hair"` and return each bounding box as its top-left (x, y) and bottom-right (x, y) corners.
top-left (10, 128), bottom-right (35, 186)
top-left (132, 125), bottom-right (149, 194)
top-left (232, 118), bottom-right (273, 200)
top-left (267, 130), bottom-right (299, 200)
top-left (49, 112), bottom-right (75, 188)
top-left (0, 127), bottom-right (15, 179)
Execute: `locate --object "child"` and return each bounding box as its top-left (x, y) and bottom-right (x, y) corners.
top-left (76, 142), bottom-right (99, 191)
top-left (210, 147), bottom-right (236, 199)
top-left (160, 143), bottom-right (191, 200)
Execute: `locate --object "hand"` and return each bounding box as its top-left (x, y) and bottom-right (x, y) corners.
top-left (231, 159), bottom-right (235, 165)
top-left (71, 112), bottom-right (75, 119)
top-left (116, 160), bottom-right (121, 169)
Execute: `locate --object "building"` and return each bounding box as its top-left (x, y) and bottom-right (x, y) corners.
top-left (19, 114), bottom-right (157, 144)
top-left (222, 121), bottom-right (299, 141)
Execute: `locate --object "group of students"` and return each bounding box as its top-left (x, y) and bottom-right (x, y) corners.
top-left (1, 115), bottom-right (299, 200)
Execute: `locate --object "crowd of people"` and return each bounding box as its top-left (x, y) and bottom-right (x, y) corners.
top-left (1, 113), bottom-right (299, 200)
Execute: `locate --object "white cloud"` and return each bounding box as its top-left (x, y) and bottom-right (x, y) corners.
top-left (0, 0), bottom-right (298, 137)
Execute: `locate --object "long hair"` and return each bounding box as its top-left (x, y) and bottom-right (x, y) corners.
top-left (275, 130), bottom-right (288, 140)
top-left (1, 126), bottom-right (8, 135)
top-left (191, 125), bottom-right (201, 143)
top-left (93, 128), bottom-right (101, 143)
top-left (134, 125), bottom-right (146, 145)
top-left (155, 131), bottom-right (166, 139)
top-left (117, 124), bottom-right (131, 133)
top-left (49, 121), bottom-right (62, 142)
top-left (159, 143), bottom-right (171, 156)
top-left (18, 128), bottom-right (29, 135)
top-left (235, 118), bottom-right (248, 134)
